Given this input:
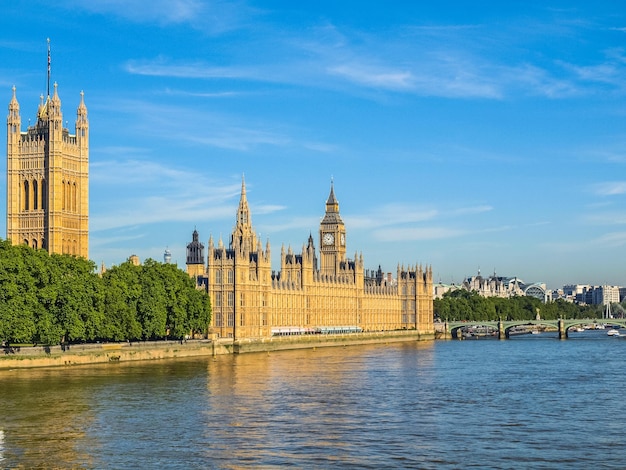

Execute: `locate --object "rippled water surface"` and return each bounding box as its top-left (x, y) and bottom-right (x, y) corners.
top-left (1, 330), bottom-right (625, 469)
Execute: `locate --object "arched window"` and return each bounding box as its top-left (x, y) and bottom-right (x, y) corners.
top-left (62, 181), bottom-right (66, 211)
top-left (23, 180), bottom-right (29, 210)
top-left (73, 182), bottom-right (77, 212)
top-left (227, 270), bottom-right (234, 283)
top-left (41, 179), bottom-right (47, 210)
top-left (33, 180), bottom-right (38, 210)
top-left (215, 269), bottom-right (222, 284)
top-left (32, 239), bottom-right (38, 249)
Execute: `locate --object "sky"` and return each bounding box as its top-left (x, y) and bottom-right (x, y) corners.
top-left (1, 1), bottom-right (626, 290)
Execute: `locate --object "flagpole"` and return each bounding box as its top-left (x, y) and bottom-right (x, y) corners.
top-left (47, 38), bottom-right (50, 98)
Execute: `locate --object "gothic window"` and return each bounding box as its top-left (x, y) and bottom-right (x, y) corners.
top-left (227, 312), bottom-right (234, 327)
top-left (72, 182), bottom-right (77, 212)
top-left (62, 181), bottom-right (66, 210)
top-left (227, 270), bottom-right (234, 283)
top-left (32, 239), bottom-right (38, 249)
top-left (215, 313), bottom-right (223, 327)
top-left (41, 179), bottom-right (47, 210)
top-left (33, 180), bottom-right (38, 210)
top-left (215, 269), bottom-right (222, 284)
top-left (227, 292), bottom-right (234, 307)
top-left (23, 180), bottom-right (29, 210)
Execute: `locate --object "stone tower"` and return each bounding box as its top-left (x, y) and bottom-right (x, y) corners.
top-left (186, 229), bottom-right (205, 278)
top-left (319, 180), bottom-right (346, 276)
top-left (6, 83), bottom-right (89, 258)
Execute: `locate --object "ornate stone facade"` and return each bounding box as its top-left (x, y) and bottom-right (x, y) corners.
top-left (187, 179), bottom-right (434, 339)
top-left (6, 84), bottom-right (89, 258)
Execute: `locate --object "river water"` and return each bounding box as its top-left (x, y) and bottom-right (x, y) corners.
top-left (1, 329), bottom-right (624, 469)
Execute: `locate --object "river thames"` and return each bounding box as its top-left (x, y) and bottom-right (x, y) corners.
top-left (1, 329), bottom-right (624, 469)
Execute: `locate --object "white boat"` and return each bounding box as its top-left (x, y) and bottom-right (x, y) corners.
top-left (607, 329), bottom-right (620, 337)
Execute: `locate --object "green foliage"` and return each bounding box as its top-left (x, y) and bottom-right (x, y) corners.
top-left (434, 290), bottom-right (602, 322)
top-left (0, 240), bottom-right (211, 345)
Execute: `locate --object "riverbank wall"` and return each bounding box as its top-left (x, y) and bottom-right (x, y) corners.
top-left (0, 330), bottom-right (435, 369)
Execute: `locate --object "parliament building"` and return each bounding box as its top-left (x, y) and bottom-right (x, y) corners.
top-left (6, 83), bottom-right (89, 258)
top-left (186, 179), bottom-right (434, 340)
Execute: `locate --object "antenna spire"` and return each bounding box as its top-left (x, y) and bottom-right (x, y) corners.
top-left (47, 38), bottom-right (51, 98)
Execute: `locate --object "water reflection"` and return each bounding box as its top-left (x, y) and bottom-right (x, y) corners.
top-left (1, 367), bottom-right (101, 468)
top-left (2, 336), bottom-right (625, 468)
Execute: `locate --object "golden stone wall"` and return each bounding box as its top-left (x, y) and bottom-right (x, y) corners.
top-left (189, 180), bottom-right (434, 340)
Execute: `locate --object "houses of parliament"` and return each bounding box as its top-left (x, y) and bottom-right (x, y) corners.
top-left (186, 179), bottom-right (434, 340)
top-left (5, 67), bottom-right (433, 341)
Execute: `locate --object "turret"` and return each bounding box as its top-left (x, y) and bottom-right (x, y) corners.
top-left (76, 90), bottom-right (88, 146)
top-left (7, 86), bottom-right (20, 148)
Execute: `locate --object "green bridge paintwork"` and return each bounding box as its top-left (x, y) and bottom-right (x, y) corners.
top-left (442, 318), bottom-right (626, 339)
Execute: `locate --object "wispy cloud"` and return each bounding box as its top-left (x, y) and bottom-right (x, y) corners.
top-left (62, 0), bottom-right (252, 33)
top-left (593, 231), bottom-right (626, 247)
top-left (125, 60), bottom-right (255, 79)
top-left (95, 98), bottom-right (321, 152)
top-left (327, 64), bottom-right (415, 91)
top-left (90, 159), bottom-right (242, 231)
top-left (591, 181), bottom-right (626, 196)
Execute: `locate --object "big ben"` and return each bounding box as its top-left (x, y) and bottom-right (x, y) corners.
top-left (319, 180), bottom-right (346, 275)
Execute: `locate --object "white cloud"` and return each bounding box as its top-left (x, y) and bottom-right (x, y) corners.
top-left (594, 231), bottom-right (626, 247)
top-left (62, 0), bottom-right (251, 33)
top-left (328, 64), bottom-right (415, 91)
top-left (90, 159), bottom-right (242, 231)
top-left (592, 181), bottom-right (626, 196)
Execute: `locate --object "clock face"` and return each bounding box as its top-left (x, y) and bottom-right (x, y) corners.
top-left (323, 233), bottom-right (334, 245)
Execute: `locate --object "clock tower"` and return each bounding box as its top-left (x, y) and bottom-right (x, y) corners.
top-left (319, 181), bottom-right (346, 275)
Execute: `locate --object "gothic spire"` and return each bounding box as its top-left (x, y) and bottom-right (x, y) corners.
top-left (236, 175), bottom-right (250, 227)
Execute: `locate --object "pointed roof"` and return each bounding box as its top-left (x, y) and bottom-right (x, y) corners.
top-left (326, 179), bottom-right (338, 206)
top-left (236, 174), bottom-right (251, 226)
top-left (322, 179), bottom-right (343, 224)
top-left (9, 85), bottom-right (19, 111)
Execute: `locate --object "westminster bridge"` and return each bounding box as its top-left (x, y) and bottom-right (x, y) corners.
top-left (440, 318), bottom-right (626, 339)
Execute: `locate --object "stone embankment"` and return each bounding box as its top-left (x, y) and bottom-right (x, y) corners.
top-left (0, 330), bottom-right (435, 370)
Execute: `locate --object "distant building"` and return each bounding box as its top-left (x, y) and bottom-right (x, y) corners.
top-left (435, 270), bottom-right (547, 302)
top-left (591, 285), bottom-right (620, 306)
top-left (186, 179), bottom-right (434, 340)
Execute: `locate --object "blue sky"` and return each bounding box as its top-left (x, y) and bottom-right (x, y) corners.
top-left (2, 1), bottom-right (626, 289)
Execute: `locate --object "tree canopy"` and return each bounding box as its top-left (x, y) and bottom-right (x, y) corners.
top-left (0, 240), bottom-right (211, 345)
top-left (434, 289), bottom-right (603, 322)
